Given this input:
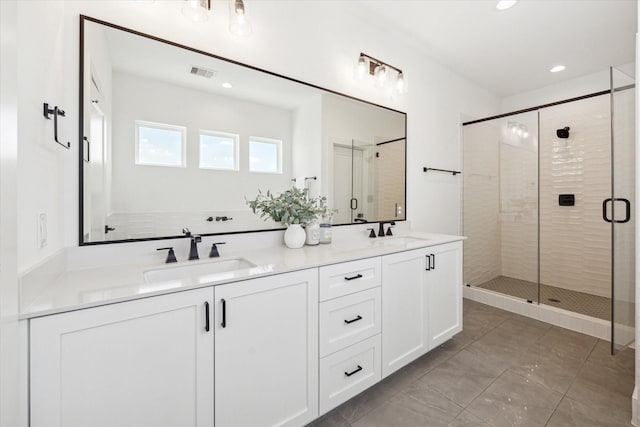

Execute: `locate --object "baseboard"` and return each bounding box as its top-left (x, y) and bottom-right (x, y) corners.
top-left (632, 386), bottom-right (638, 427)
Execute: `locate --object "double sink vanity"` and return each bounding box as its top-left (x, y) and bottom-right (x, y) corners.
top-left (24, 231), bottom-right (463, 427)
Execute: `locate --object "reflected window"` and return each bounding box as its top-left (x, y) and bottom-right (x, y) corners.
top-left (135, 120), bottom-right (186, 167)
top-left (199, 130), bottom-right (239, 171)
top-left (249, 137), bottom-right (282, 173)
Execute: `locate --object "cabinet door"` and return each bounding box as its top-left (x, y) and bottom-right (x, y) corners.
top-left (30, 287), bottom-right (214, 427)
top-left (427, 241), bottom-right (463, 349)
top-left (214, 269), bottom-right (319, 427)
top-left (381, 248), bottom-right (429, 377)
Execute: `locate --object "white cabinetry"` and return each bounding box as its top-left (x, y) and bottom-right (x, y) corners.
top-left (427, 241), bottom-right (463, 348)
top-left (30, 287), bottom-right (214, 427)
top-left (214, 269), bottom-right (318, 427)
top-left (381, 241), bottom-right (463, 377)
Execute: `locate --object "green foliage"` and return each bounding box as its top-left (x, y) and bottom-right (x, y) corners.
top-left (246, 187), bottom-right (337, 226)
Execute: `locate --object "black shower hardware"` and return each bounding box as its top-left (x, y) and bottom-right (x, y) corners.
top-left (354, 218), bottom-right (368, 223)
top-left (209, 242), bottom-right (226, 258)
top-left (157, 247), bottom-right (178, 263)
top-left (206, 216), bottom-right (233, 222)
top-left (350, 198), bottom-right (358, 210)
top-left (43, 103), bottom-right (70, 149)
top-left (290, 176), bottom-right (317, 183)
top-left (366, 228), bottom-right (376, 238)
top-left (104, 225), bottom-right (115, 234)
top-left (602, 198), bottom-right (631, 223)
top-left (423, 167), bottom-right (461, 176)
top-left (556, 127), bottom-right (570, 138)
top-left (83, 137), bottom-right (90, 163)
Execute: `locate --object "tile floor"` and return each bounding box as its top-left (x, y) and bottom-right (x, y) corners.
top-left (308, 298), bottom-right (635, 427)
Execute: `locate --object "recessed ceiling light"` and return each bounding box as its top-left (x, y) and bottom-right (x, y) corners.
top-left (496, 0), bottom-right (518, 11)
top-left (549, 65), bottom-right (566, 73)
top-left (221, 82), bottom-right (233, 89)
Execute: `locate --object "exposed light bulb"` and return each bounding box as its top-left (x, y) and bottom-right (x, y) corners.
top-left (182, 0), bottom-right (210, 23)
top-left (229, 0), bottom-right (252, 36)
top-left (396, 72), bottom-right (405, 94)
top-left (375, 64), bottom-right (387, 88)
top-left (356, 56), bottom-right (367, 81)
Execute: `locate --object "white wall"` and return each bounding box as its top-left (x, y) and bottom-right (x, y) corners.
top-left (15, 0), bottom-right (500, 274)
top-left (0, 0), bottom-right (21, 425)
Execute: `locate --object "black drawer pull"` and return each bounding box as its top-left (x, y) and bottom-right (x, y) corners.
top-left (431, 254), bottom-right (436, 270)
top-left (344, 315), bottom-right (363, 324)
top-left (204, 301), bottom-right (210, 332)
top-left (221, 299), bottom-right (226, 328)
top-left (425, 255), bottom-right (431, 271)
top-left (345, 365), bottom-right (363, 377)
top-left (344, 274), bottom-right (363, 281)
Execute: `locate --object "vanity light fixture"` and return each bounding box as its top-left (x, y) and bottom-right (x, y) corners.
top-left (496, 0), bottom-right (518, 11)
top-left (549, 65), bottom-right (566, 73)
top-left (182, 0), bottom-right (211, 23)
top-left (229, 0), bottom-right (252, 36)
top-left (356, 53), bottom-right (407, 94)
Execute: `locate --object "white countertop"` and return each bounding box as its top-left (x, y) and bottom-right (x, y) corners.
top-left (20, 232), bottom-right (464, 319)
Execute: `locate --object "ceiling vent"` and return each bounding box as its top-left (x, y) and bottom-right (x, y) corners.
top-left (190, 66), bottom-right (216, 79)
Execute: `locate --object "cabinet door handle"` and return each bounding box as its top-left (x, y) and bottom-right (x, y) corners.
top-left (425, 255), bottom-right (431, 271)
top-left (344, 315), bottom-right (363, 324)
top-left (431, 254), bottom-right (436, 270)
top-left (204, 301), bottom-right (210, 332)
top-left (345, 365), bottom-right (363, 377)
top-left (344, 274), bottom-right (363, 281)
top-left (221, 299), bottom-right (226, 328)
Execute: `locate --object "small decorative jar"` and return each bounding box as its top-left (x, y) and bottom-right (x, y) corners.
top-left (305, 220), bottom-right (320, 246)
top-left (319, 223), bottom-right (332, 244)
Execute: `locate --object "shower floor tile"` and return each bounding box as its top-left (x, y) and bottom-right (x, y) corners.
top-left (476, 275), bottom-right (611, 321)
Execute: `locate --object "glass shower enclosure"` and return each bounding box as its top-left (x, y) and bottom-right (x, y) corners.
top-left (462, 68), bottom-right (635, 353)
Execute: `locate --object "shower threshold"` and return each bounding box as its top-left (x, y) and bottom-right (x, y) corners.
top-left (477, 275), bottom-right (611, 321)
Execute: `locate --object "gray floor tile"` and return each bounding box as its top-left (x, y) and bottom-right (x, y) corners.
top-left (466, 370), bottom-right (563, 427)
top-left (419, 364), bottom-right (497, 407)
top-left (534, 326), bottom-right (598, 361)
top-left (306, 410), bottom-right (351, 427)
top-left (397, 381), bottom-right (464, 424)
top-left (335, 381), bottom-right (396, 424)
top-left (566, 359), bottom-right (635, 405)
top-left (546, 396), bottom-right (633, 427)
top-left (447, 410), bottom-right (491, 427)
top-left (351, 399), bottom-right (431, 427)
top-left (509, 345), bottom-right (584, 393)
top-left (588, 339), bottom-right (635, 373)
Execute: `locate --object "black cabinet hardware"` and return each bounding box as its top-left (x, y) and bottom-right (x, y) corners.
top-left (204, 301), bottom-right (210, 332)
top-left (221, 299), bottom-right (226, 328)
top-left (350, 198), bottom-right (358, 210)
top-left (425, 255), bottom-right (431, 271)
top-left (344, 315), bottom-right (363, 324)
top-left (431, 254), bottom-right (436, 270)
top-left (344, 274), bottom-right (363, 281)
top-left (344, 365), bottom-right (363, 377)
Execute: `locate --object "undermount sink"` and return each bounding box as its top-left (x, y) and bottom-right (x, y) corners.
top-left (143, 258), bottom-right (256, 284)
top-left (370, 236), bottom-right (430, 246)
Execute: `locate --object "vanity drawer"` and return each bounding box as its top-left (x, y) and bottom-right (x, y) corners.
top-left (319, 287), bottom-right (381, 357)
top-left (319, 257), bottom-right (381, 301)
top-left (319, 334), bottom-right (381, 415)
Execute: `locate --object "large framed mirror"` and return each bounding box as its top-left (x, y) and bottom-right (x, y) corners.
top-left (79, 15), bottom-right (406, 244)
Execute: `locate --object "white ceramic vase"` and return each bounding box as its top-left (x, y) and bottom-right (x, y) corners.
top-left (284, 224), bottom-right (306, 249)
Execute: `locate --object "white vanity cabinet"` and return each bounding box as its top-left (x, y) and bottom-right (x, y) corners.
top-left (214, 268), bottom-right (319, 427)
top-left (381, 241), bottom-right (463, 377)
top-left (30, 287), bottom-right (215, 427)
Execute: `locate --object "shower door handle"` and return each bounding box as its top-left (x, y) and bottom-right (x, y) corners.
top-left (603, 198), bottom-right (632, 223)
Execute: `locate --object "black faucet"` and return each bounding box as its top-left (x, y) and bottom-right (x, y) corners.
top-left (183, 228), bottom-right (201, 260)
top-left (157, 247), bottom-right (177, 263)
top-left (366, 228), bottom-right (376, 238)
top-left (209, 242), bottom-right (226, 258)
top-left (377, 221), bottom-right (396, 237)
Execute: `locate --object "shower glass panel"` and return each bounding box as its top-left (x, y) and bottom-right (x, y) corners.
top-left (539, 95), bottom-right (612, 318)
top-left (463, 112), bottom-right (539, 303)
top-left (611, 66), bottom-right (635, 352)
